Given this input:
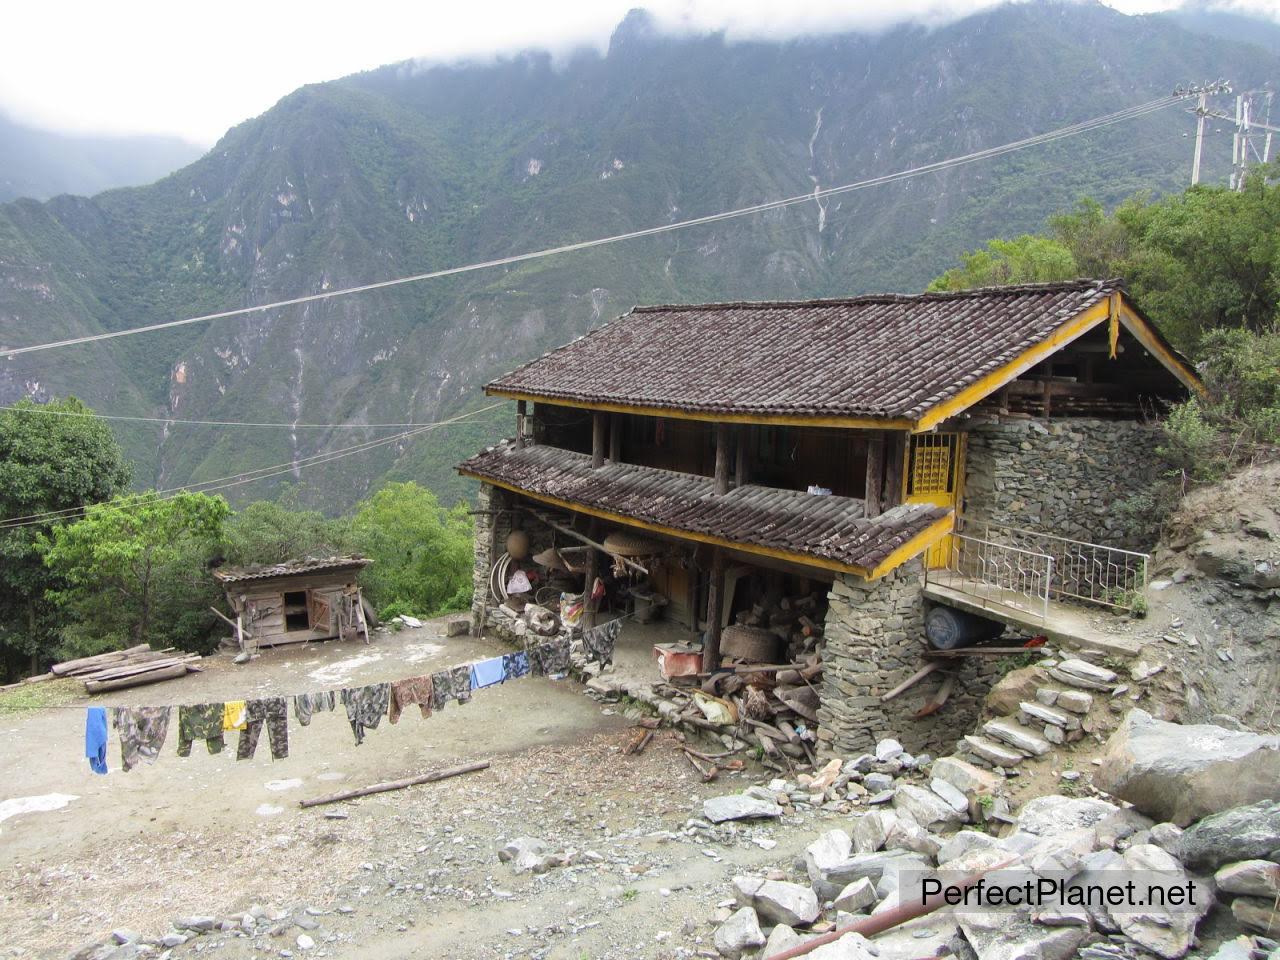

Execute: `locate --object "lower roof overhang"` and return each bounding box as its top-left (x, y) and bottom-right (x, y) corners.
top-left (459, 444), bottom-right (953, 580)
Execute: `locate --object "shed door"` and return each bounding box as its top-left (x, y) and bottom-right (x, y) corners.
top-left (308, 591), bottom-right (335, 634)
top-left (904, 432), bottom-right (966, 569)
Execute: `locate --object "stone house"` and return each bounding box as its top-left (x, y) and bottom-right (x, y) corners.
top-left (457, 279), bottom-right (1203, 756)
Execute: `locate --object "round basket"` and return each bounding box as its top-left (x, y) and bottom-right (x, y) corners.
top-left (721, 625), bottom-right (782, 663)
top-left (602, 531), bottom-right (663, 557)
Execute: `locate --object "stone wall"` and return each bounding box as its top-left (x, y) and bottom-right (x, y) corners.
top-left (818, 561), bottom-right (998, 758)
top-left (469, 483), bottom-right (559, 635)
top-left (963, 418), bottom-right (1165, 551)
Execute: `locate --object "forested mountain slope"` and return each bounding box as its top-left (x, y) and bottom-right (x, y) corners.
top-left (0, 2), bottom-right (1275, 509)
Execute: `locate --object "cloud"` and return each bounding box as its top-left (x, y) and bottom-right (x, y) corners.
top-left (0, 0), bottom-right (1275, 145)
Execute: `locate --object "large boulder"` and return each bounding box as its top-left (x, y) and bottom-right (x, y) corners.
top-left (1113, 843), bottom-right (1213, 959)
top-left (732, 876), bottom-right (820, 927)
top-left (1179, 800), bottom-right (1280, 870)
top-left (1094, 709), bottom-right (1280, 826)
top-left (714, 907), bottom-right (765, 959)
top-left (805, 830), bottom-right (854, 899)
top-left (1214, 860), bottom-right (1280, 898)
top-left (1231, 896), bottom-right (1280, 935)
top-left (959, 909), bottom-right (1086, 960)
top-left (1012, 795), bottom-right (1118, 840)
top-left (985, 665), bottom-right (1049, 716)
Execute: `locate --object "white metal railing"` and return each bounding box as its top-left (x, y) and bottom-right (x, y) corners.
top-left (925, 533), bottom-right (1055, 624)
top-left (977, 522), bottom-right (1150, 612)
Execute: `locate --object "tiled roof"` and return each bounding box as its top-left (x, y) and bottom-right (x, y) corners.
top-left (487, 279), bottom-right (1127, 421)
top-left (459, 444), bottom-right (951, 576)
top-left (213, 557), bottom-right (371, 584)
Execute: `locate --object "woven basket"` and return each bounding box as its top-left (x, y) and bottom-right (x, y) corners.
top-left (721, 625), bottom-right (781, 663)
top-left (602, 531), bottom-right (663, 557)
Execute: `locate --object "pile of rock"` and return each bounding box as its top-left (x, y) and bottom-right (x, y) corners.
top-left (497, 836), bottom-right (601, 875)
top-left (708, 710), bottom-right (1280, 960)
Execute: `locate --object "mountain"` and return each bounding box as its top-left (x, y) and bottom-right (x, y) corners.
top-left (0, 1), bottom-right (1276, 511)
top-left (0, 113), bottom-right (202, 202)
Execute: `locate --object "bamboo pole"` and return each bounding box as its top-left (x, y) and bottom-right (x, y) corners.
top-left (298, 760), bottom-right (491, 808)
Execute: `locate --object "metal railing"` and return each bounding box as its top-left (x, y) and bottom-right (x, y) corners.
top-left (977, 522), bottom-right (1149, 612)
top-left (925, 533), bottom-right (1055, 624)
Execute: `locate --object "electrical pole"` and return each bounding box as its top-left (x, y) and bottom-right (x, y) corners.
top-left (1192, 90), bottom-right (1207, 186)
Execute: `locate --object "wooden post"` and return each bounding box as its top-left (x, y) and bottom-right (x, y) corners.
top-left (592, 412), bottom-right (606, 469)
top-left (883, 432), bottom-right (907, 509)
top-left (515, 400), bottom-right (527, 449)
top-left (608, 413), bottom-right (621, 463)
top-left (735, 425), bottom-right (749, 487)
top-left (864, 432), bottom-right (885, 516)
top-left (701, 548), bottom-right (726, 671)
top-left (714, 422), bottom-right (730, 495)
top-left (583, 520), bottom-right (600, 629)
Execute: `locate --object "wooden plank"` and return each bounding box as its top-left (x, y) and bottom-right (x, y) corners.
top-left (864, 432), bottom-right (885, 516)
top-left (299, 760), bottom-right (491, 808)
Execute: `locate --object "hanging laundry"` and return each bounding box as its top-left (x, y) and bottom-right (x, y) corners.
top-left (388, 675), bottom-right (432, 724)
top-left (237, 697), bottom-right (289, 760)
top-left (222, 700), bottom-right (247, 731)
top-left (530, 637), bottom-right (572, 677)
top-left (501, 651), bottom-right (530, 682)
top-left (341, 683), bottom-right (390, 745)
top-left (177, 702), bottom-right (227, 757)
top-left (469, 657), bottom-right (506, 690)
top-left (85, 707), bottom-right (109, 775)
top-left (449, 665), bottom-right (473, 704)
top-left (111, 706), bottom-right (172, 772)
top-left (293, 690), bottom-right (337, 727)
top-left (428, 670), bottom-right (451, 713)
top-left (582, 618), bottom-right (621, 667)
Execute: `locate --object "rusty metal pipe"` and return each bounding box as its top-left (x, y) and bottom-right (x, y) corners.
top-left (763, 859), bottom-right (1015, 960)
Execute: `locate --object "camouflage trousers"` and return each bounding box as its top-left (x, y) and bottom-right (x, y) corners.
top-left (293, 690), bottom-right (337, 727)
top-left (237, 697), bottom-right (289, 760)
top-left (341, 683), bottom-right (390, 745)
top-left (112, 706), bottom-right (172, 772)
top-left (177, 702), bottom-right (226, 757)
top-left (429, 666), bottom-right (473, 713)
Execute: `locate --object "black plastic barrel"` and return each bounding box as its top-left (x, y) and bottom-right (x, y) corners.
top-left (924, 605), bottom-right (1004, 650)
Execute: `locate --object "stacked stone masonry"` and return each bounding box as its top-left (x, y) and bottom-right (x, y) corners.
top-left (817, 562), bottom-right (998, 758)
top-left (963, 418), bottom-right (1164, 551)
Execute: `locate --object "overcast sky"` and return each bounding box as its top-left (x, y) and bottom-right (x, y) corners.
top-left (2, 0), bottom-right (1278, 145)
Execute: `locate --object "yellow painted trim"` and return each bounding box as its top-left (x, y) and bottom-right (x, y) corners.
top-left (913, 301), bottom-right (1112, 432)
top-left (867, 514), bottom-right (957, 579)
top-left (461, 469), bottom-right (953, 579)
top-left (1117, 305), bottom-right (1207, 397)
top-left (486, 389), bottom-right (915, 430)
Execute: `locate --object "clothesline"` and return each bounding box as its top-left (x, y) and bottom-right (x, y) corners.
top-left (84, 623), bottom-right (620, 775)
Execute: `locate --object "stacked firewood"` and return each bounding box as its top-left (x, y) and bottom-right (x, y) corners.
top-left (732, 589), bottom-right (825, 663)
top-left (51, 644), bottom-right (202, 693)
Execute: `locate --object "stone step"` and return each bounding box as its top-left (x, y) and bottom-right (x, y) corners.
top-left (1018, 700), bottom-right (1081, 730)
top-left (983, 718), bottom-right (1053, 757)
top-left (1056, 689), bottom-right (1093, 714)
top-left (962, 735), bottom-right (1025, 768)
top-left (1048, 658), bottom-right (1117, 691)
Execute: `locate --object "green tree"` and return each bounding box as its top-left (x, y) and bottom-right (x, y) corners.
top-left (0, 397), bottom-right (130, 678)
top-left (40, 492), bottom-right (230, 655)
top-left (352, 482), bottom-right (473, 618)
top-left (928, 234), bottom-right (1079, 292)
top-left (223, 488), bottom-right (356, 566)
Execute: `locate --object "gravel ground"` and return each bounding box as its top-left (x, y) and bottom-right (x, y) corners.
top-left (0, 621), bottom-right (831, 960)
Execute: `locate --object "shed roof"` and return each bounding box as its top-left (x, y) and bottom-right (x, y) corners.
top-left (459, 444), bottom-right (951, 578)
top-left (213, 557), bottom-right (371, 584)
top-left (486, 279), bottom-right (1199, 427)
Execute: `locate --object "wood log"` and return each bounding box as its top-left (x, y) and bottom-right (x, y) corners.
top-left (82, 655), bottom-right (199, 682)
top-left (84, 663), bottom-right (192, 693)
top-left (880, 662), bottom-right (942, 702)
top-left (299, 760), bottom-right (491, 808)
top-left (623, 728), bottom-right (654, 756)
top-left (51, 644), bottom-right (151, 676)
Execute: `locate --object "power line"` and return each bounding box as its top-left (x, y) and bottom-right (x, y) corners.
top-left (0, 402), bottom-right (504, 530)
top-left (0, 403), bottom-right (504, 430)
top-left (0, 94), bottom-right (1184, 362)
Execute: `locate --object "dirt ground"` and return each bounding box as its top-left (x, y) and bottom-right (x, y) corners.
top-left (0, 620), bottom-right (831, 960)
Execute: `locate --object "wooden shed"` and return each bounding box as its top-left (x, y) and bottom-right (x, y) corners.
top-left (213, 557), bottom-right (373, 649)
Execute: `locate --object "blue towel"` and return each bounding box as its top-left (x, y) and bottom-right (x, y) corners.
top-left (85, 707), bottom-right (109, 775)
top-left (469, 657), bottom-right (506, 690)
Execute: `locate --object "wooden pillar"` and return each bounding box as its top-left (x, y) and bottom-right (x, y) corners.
top-left (583, 520), bottom-right (600, 629)
top-left (701, 548), bottom-right (726, 671)
top-left (608, 413), bottom-right (621, 463)
top-left (883, 432), bottom-right (906, 509)
top-left (515, 400), bottom-right (527, 449)
top-left (864, 432), bottom-right (885, 516)
top-left (714, 422), bottom-right (730, 495)
top-left (592, 412), bottom-right (606, 469)
top-left (735, 425), bottom-right (749, 487)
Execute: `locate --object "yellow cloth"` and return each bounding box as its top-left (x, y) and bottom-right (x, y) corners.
top-left (223, 700), bottom-right (247, 731)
